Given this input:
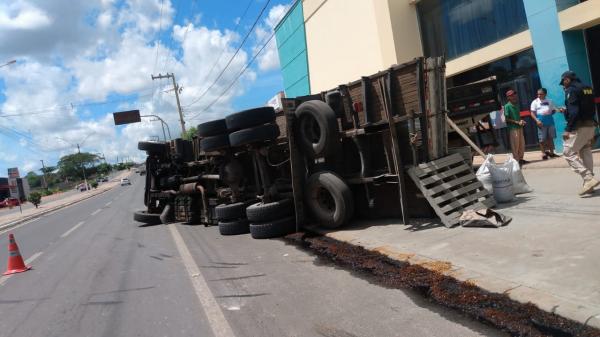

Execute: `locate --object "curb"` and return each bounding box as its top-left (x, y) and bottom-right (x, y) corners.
top-left (0, 174), bottom-right (129, 232)
top-left (314, 228), bottom-right (600, 330)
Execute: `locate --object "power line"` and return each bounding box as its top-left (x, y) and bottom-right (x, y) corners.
top-left (182, 0), bottom-right (271, 109)
top-left (186, 2), bottom-right (294, 121)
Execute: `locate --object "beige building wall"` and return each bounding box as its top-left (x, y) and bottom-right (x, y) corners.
top-left (303, 0), bottom-right (424, 93)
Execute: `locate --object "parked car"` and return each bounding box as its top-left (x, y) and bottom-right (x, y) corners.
top-left (77, 183), bottom-right (90, 192)
top-left (120, 178), bottom-right (131, 186)
top-left (0, 198), bottom-right (20, 208)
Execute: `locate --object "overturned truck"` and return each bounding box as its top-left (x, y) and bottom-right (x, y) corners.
top-left (135, 57), bottom-right (499, 235)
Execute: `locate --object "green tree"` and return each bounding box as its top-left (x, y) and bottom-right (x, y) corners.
top-left (28, 192), bottom-right (42, 208)
top-left (96, 162), bottom-right (112, 175)
top-left (182, 126), bottom-right (197, 141)
top-left (57, 152), bottom-right (100, 180)
top-left (40, 166), bottom-right (56, 175)
top-left (26, 171), bottom-right (42, 188)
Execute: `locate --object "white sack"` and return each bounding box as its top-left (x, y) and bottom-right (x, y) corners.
top-left (476, 154), bottom-right (494, 194)
top-left (489, 160), bottom-right (515, 203)
top-left (505, 154), bottom-right (533, 194)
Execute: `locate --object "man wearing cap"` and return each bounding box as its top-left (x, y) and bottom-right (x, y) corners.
top-left (504, 89), bottom-right (527, 165)
top-left (559, 70), bottom-right (598, 195)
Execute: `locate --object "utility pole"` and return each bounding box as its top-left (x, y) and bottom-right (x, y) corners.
top-left (151, 73), bottom-right (186, 134)
top-left (77, 144), bottom-right (89, 191)
top-left (40, 159), bottom-right (48, 190)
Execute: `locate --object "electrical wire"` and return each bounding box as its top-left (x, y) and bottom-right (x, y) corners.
top-left (182, 0), bottom-right (271, 109)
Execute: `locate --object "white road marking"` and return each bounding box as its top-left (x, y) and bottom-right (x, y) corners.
top-left (91, 209), bottom-right (102, 216)
top-left (105, 201), bottom-right (112, 207)
top-left (169, 224), bottom-right (236, 337)
top-left (60, 221), bottom-right (85, 238)
top-left (0, 251), bottom-right (43, 287)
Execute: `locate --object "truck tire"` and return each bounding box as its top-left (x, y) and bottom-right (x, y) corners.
top-left (225, 107), bottom-right (276, 131)
top-left (218, 219), bottom-right (250, 235)
top-left (295, 100), bottom-right (338, 158)
top-left (229, 123), bottom-right (280, 147)
top-left (200, 134), bottom-right (230, 152)
top-left (133, 210), bottom-right (162, 225)
top-left (305, 171), bottom-right (354, 229)
top-left (246, 198), bottom-right (293, 223)
top-left (138, 141), bottom-right (167, 154)
top-left (197, 119), bottom-right (227, 137)
top-left (215, 202), bottom-right (247, 220)
top-left (249, 216), bottom-right (295, 239)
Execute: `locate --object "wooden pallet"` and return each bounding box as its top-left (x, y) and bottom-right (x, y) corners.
top-left (408, 153), bottom-right (496, 227)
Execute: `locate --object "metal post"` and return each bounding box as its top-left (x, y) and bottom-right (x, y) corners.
top-left (77, 144), bottom-right (89, 191)
top-left (40, 159), bottom-right (48, 190)
top-left (141, 114), bottom-right (171, 141)
top-left (151, 73), bottom-right (185, 135)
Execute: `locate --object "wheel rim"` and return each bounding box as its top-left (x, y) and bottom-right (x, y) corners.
top-left (316, 186), bottom-right (336, 214)
top-left (300, 115), bottom-right (321, 145)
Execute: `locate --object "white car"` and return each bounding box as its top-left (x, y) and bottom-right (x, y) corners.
top-left (120, 178), bottom-right (131, 186)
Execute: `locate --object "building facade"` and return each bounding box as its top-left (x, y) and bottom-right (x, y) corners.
top-left (274, 0), bottom-right (600, 151)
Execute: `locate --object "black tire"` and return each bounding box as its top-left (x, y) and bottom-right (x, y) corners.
top-left (218, 219), bottom-right (250, 235)
top-left (229, 123), bottom-right (280, 147)
top-left (200, 134), bottom-right (230, 152)
top-left (197, 119), bottom-right (227, 137)
top-left (294, 100), bottom-right (339, 158)
top-left (138, 141), bottom-right (167, 153)
top-left (226, 107), bottom-right (276, 131)
top-left (305, 171), bottom-right (354, 229)
top-left (215, 202), bottom-right (247, 220)
top-left (246, 198), bottom-right (293, 223)
top-left (250, 216), bottom-right (295, 239)
top-left (133, 210), bottom-right (162, 225)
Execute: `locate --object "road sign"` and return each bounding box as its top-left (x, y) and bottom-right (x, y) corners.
top-left (113, 110), bottom-right (141, 125)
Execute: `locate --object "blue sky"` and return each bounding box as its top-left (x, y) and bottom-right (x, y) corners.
top-left (0, 0), bottom-right (290, 175)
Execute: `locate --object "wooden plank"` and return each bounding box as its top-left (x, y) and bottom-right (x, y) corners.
top-left (428, 174), bottom-right (479, 195)
top-left (412, 154), bottom-right (466, 177)
top-left (419, 165), bottom-right (471, 186)
top-left (440, 189), bottom-right (490, 213)
top-left (433, 181), bottom-right (485, 203)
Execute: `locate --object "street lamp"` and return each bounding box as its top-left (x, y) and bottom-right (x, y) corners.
top-left (0, 60), bottom-right (16, 68)
top-left (141, 114), bottom-right (172, 141)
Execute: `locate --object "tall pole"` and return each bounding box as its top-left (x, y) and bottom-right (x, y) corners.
top-left (40, 159), bottom-right (48, 190)
top-left (77, 144), bottom-right (89, 191)
top-left (151, 73), bottom-right (186, 135)
top-left (141, 114), bottom-right (170, 140)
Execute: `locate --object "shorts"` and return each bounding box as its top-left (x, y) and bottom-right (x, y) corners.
top-left (537, 124), bottom-right (556, 142)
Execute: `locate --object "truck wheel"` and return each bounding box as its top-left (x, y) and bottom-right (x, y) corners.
top-left (218, 219), bottom-right (250, 235)
top-left (229, 123), bottom-right (280, 147)
top-left (138, 141), bottom-right (167, 154)
top-left (246, 198), bottom-right (293, 223)
top-left (215, 202), bottom-right (247, 220)
top-left (200, 134), bottom-right (230, 152)
top-left (295, 100), bottom-right (338, 158)
top-left (249, 216), bottom-right (295, 239)
top-left (305, 171), bottom-right (354, 229)
top-left (133, 210), bottom-right (162, 225)
top-left (197, 119), bottom-right (227, 137)
top-left (225, 107), bottom-right (276, 131)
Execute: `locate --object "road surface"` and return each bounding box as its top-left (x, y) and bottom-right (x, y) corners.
top-left (0, 174), bottom-right (504, 337)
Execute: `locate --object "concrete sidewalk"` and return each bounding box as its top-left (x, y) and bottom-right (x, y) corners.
top-left (317, 164), bottom-right (600, 329)
top-left (0, 170), bottom-right (132, 231)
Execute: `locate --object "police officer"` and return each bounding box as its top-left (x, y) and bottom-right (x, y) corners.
top-left (559, 70), bottom-right (598, 195)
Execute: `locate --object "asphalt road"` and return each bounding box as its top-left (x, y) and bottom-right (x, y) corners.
top-left (0, 174), bottom-right (504, 337)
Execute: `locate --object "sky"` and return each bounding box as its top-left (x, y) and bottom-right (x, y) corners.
top-left (0, 0), bottom-right (290, 176)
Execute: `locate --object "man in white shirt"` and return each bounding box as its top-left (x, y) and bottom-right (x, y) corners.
top-left (530, 88), bottom-right (558, 160)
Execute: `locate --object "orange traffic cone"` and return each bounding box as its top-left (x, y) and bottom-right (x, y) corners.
top-left (3, 233), bottom-right (31, 275)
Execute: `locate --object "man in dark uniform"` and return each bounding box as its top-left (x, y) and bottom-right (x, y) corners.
top-left (559, 71), bottom-right (598, 195)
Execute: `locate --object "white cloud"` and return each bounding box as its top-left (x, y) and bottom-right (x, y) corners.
top-left (254, 4), bottom-right (289, 72)
top-left (0, 0), bottom-right (283, 174)
top-left (0, 1), bottom-right (52, 30)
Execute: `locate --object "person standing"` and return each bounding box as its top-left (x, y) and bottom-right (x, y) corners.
top-left (504, 90), bottom-right (528, 165)
top-left (530, 88), bottom-right (559, 160)
top-left (559, 71), bottom-right (599, 195)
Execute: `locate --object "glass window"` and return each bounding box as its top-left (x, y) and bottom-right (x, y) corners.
top-left (417, 0), bottom-right (529, 60)
top-left (555, 0), bottom-right (581, 11)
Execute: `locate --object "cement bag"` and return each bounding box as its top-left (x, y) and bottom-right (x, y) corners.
top-left (489, 160), bottom-right (515, 203)
top-left (505, 155), bottom-right (533, 194)
top-left (476, 154), bottom-right (494, 193)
